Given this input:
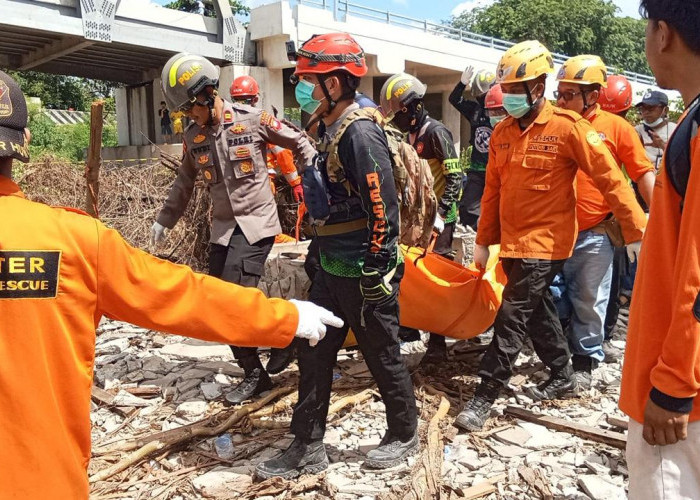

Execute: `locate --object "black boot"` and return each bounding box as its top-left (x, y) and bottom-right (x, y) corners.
top-left (527, 364), bottom-right (579, 401)
top-left (572, 354), bottom-right (597, 391)
top-left (365, 430), bottom-right (419, 469)
top-left (454, 378), bottom-right (501, 431)
top-left (398, 326), bottom-right (421, 342)
top-left (421, 334), bottom-right (447, 365)
top-left (225, 367), bottom-right (273, 405)
top-left (255, 437), bottom-right (328, 479)
top-left (266, 343), bottom-right (296, 375)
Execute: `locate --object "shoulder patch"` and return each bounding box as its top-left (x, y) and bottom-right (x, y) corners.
top-left (0, 250), bottom-right (61, 299)
top-left (586, 130), bottom-right (603, 147)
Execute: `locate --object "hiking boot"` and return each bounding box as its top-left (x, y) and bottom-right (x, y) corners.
top-left (365, 430), bottom-right (419, 469)
top-left (421, 334), bottom-right (447, 365)
top-left (255, 437), bottom-right (328, 479)
top-left (572, 354), bottom-right (599, 391)
top-left (266, 344), bottom-right (296, 375)
top-left (527, 365), bottom-right (579, 401)
top-left (454, 378), bottom-right (501, 431)
top-left (225, 368), bottom-right (272, 405)
top-left (602, 340), bottom-right (623, 363)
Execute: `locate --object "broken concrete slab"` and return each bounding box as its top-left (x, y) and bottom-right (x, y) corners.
top-left (578, 474), bottom-right (626, 500)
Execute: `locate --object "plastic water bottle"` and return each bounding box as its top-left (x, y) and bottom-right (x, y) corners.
top-left (214, 434), bottom-right (234, 459)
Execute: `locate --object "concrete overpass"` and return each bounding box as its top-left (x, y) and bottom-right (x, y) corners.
top-left (0, 0), bottom-right (671, 152)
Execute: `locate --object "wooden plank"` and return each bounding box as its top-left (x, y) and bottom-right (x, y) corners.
top-left (91, 385), bottom-right (115, 406)
top-left (505, 406), bottom-right (627, 449)
top-left (459, 473), bottom-right (506, 500)
top-left (85, 100), bottom-right (104, 217)
top-left (606, 415), bottom-right (629, 430)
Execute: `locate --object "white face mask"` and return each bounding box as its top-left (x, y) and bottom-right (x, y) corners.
top-left (643, 116), bottom-right (664, 128)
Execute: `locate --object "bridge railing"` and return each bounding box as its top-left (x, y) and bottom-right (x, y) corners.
top-left (295, 0), bottom-right (656, 86)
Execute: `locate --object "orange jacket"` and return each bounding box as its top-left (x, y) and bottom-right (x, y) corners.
top-left (476, 101), bottom-right (646, 260)
top-left (575, 105), bottom-right (654, 230)
top-left (0, 176), bottom-right (297, 499)
top-left (267, 144), bottom-right (301, 187)
top-left (620, 109), bottom-right (700, 424)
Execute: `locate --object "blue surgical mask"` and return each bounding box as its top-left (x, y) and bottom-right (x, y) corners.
top-left (502, 93), bottom-right (534, 118)
top-left (295, 80), bottom-right (322, 114)
top-left (489, 115), bottom-right (506, 127)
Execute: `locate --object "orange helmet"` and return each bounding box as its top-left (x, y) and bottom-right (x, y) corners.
top-left (599, 74), bottom-right (633, 114)
top-left (485, 84), bottom-right (504, 109)
top-left (293, 32), bottom-right (367, 77)
top-left (230, 76), bottom-right (259, 100)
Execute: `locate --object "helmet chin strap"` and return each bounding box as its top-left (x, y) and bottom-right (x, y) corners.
top-left (205, 89), bottom-right (218, 127)
top-left (520, 81), bottom-right (541, 120)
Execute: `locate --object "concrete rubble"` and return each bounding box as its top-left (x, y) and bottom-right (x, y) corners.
top-left (89, 231), bottom-right (633, 499)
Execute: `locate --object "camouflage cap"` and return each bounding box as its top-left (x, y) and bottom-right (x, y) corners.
top-left (0, 70), bottom-right (29, 163)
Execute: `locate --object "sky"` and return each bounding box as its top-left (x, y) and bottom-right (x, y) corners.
top-left (235, 0), bottom-right (642, 23)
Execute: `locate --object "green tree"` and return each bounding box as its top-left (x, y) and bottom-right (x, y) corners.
top-left (4, 70), bottom-right (118, 111)
top-left (450, 0), bottom-right (650, 74)
top-left (164, 0), bottom-right (249, 17)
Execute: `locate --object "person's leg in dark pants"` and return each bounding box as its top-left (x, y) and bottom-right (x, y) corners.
top-left (423, 223), bottom-right (456, 363)
top-left (257, 270), bottom-right (349, 479)
top-left (456, 258), bottom-right (575, 431)
top-left (213, 227), bottom-right (276, 404)
top-left (458, 170), bottom-right (485, 231)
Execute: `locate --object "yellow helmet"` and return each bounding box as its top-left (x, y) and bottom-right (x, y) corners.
top-left (496, 40), bottom-right (554, 84)
top-left (556, 55), bottom-right (608, 87)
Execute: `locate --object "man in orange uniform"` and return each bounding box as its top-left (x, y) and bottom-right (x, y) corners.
top-left (229, 75), bottom-right (305, 203)
top-left (454, 41), bottom-right (647, 432)
top-left (0, 70), bottom-right (342, 500)
top-left (553, 55), bottom-right (654, 389)
top-left (620, 1), bottom-right (700, 498)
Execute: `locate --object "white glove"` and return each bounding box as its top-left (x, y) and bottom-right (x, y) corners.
top-left (461, 65), bottom-right (475, 86)
top-left (433, 213), bottom-right (445, 234)
top-left (473, 244), bottom-right (490, 270)
top-left (627, 240), bottom-right (642, 264)
top-left (290, 299), bottom-right (344, 347)
top-left (151, 221), bottom-right (167, 245)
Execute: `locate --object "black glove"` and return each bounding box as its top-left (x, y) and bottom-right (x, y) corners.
top-left (360, 268), bottom-right (397, 302)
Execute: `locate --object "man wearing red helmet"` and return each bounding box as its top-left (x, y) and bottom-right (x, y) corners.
top-left (599, 74), bottom-right (634, 116)
top-left (256, 33), bottom-right (418, 479)
top-left (230, 76), bottom-right (305, 205)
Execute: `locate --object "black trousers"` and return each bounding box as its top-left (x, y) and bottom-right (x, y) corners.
top-left (209, 226), bottom-right (275, 372)
top-left (604, 247), bottom-right (627, 340)
top-left (479, 258), bottom-right (571, 385)
top-left (290, 265), bottom-right (418, 441)
top-left (433, 221), bottom-right (456, 258)
top-left (459, 170), bottom-right (486, 231)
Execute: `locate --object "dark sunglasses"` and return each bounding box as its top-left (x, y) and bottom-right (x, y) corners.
top-left (178, 98), bottom-right (208, 112)
top-left (554, 90), bottom-right (583, 101)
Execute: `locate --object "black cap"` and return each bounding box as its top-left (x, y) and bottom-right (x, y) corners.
top-left (0, 70), bottom-right (29, 163)
top-left (636, 90), bottom-right (669, 108)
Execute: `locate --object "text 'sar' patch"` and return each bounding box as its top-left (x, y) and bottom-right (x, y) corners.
top-left (0, 251), bottom-right (61, 299)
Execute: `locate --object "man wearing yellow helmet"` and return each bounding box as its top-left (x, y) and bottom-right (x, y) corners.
top-left (554, 55), bottom-right (655, 390)
top-left (454, 40), bottom-right (647, 432)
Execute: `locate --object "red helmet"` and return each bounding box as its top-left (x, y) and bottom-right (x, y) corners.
top-left (293, 32), bottom-right (367, 77)
top-left (599, 74), bottom-right (632, 114)
top-left (485, 84), bottom-right (504, 109)
top-left (230, 76), bottom-right (259, 99)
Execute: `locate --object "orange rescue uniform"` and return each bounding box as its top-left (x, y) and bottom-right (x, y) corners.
top-left (477, 101), bottom-right (646, 259)
top-left (575, 105), bottom-right (654, 230)
top-left (620, 109), bottom-right (700, 423)
top-left (267, 144), bottom-right (301, 194)
top-left (0, 177), bottom-right (298, 499)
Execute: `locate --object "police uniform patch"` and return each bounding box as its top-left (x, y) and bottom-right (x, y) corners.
top-left (416, 142), bottom-right (424, 154)
top-left (234, 147), bottom-right (251, 158)
top-left (204, 170), bottom-right (212, 180)
top-left (194, 134), bottom-right (206, 144)
top-left (240, 160), bottom-right (253, 173)
top-left (0, 251), bottom-right (61, 299)
top-left (261, 111), bottom-right (280, 130)
top-left (586, 130), bottom-right (603, 146)
top-left (224, 110), bottom-right (233, 123)
top-left (198, 154), bottom-right (209, 165)
top-left (231, 123), bottom-right (247, 134)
